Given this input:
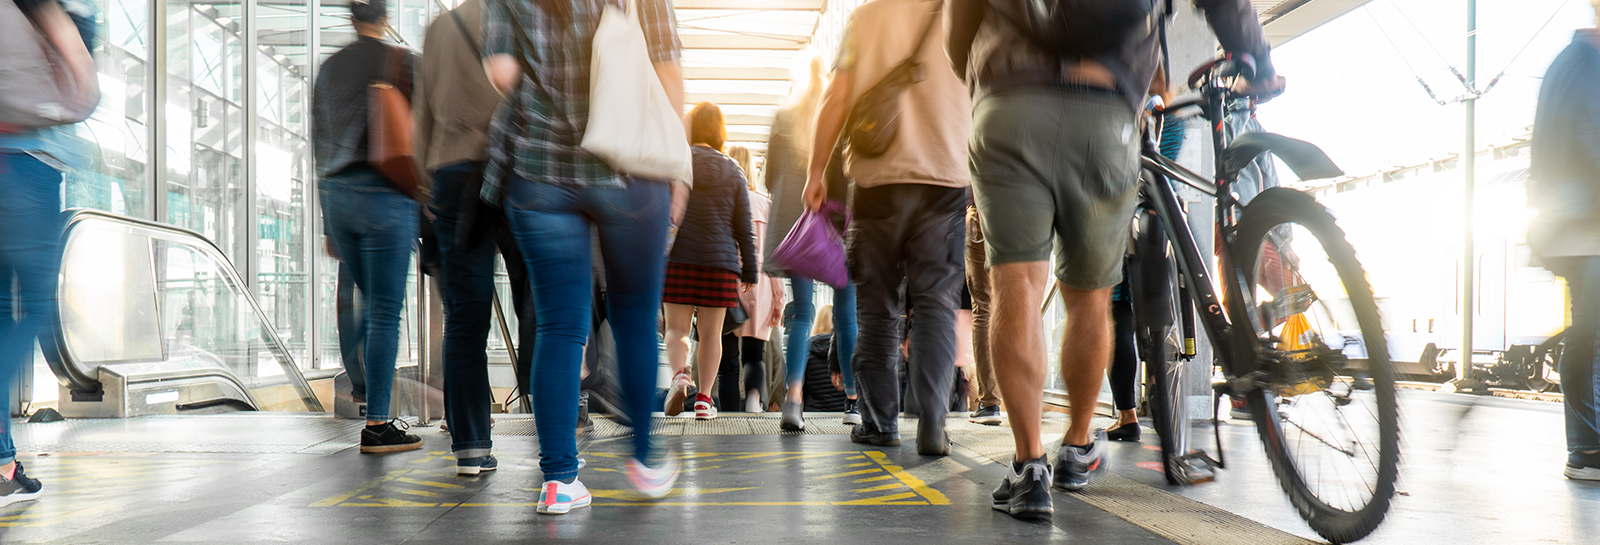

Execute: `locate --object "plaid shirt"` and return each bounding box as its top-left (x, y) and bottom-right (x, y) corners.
top-left (481, 0), bottom-right (681, 200)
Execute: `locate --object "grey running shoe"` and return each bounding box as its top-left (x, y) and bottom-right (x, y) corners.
top-left (0, 462), bottom-right (42, 507)
top-left (780, 401), bottom-right (805, 431)
top-left (1567, 451), bottom-right (1600, 481)
top-left (456, 455), bottom-right (499, 476)
top-left (1052, 430), bottom-right (1107, 492)
top-left (969, 405), bottom-right (1002, 426)
top-left (992, 456), bottom-right (1052, 520)
top-left (850, 426), bottom-right (901, 447)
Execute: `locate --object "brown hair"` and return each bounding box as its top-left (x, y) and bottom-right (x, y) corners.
top-left (688, 102), bottom-right (727, 151)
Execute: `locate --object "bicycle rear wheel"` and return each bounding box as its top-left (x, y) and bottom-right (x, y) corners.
top-left (1130, 207), bottom-right (1198, 485)
top-left (1231, 188), bottom-right (1399, 543)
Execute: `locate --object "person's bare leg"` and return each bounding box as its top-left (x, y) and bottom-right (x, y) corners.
top-left (1116, 409), bottom-right (1138, 428)
top-left (988, 261), bottom-right (1052, 461)
top-left (1058, 283), bottom-right (1113, 447)
top-left (693, 308), bottom-right (727, 394)
top-left (664, 303), bottom-right (695, 375)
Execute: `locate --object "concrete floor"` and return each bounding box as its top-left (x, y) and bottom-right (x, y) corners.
top-left (0, 390), bottom-right (1594, 544)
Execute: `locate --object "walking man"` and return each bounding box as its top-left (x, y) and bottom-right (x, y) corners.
top-left (804, 0), bottom-right (972, 456)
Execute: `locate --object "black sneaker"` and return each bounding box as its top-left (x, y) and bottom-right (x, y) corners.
top-left (361, 420), bottom-right (424, 454)
top-left (457, 455), bottom-right (499, 476)
top-left (850, 426), bottom-right (901, 447)
top-left (969, 405), bottom-right (1002, 426)
top-left (1566, 451), bottom-right (1600, 481)
top-left (1052, 430), bottom-right (1106, 492)
top-left (0, 462), bottom-right (43, 507)
top-left (1106, 422), bottom-right (1141, 442)
top-left (917, 418), bottom-right (951, 456)
top-left (992, 456), bottom-right (1052, 520)
top-left (842, 399), bottom-right (862, 426)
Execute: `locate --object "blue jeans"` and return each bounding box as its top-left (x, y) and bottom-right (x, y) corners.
top-left (431, 162), bottom-right (537, 458)
top-left (785, 277), bottom-right (857, 394)
top-left (320, 166), bottom-right (418, 421)
top-left (504, 176), bottom-right (670, 482)
top-left (1557, 256), bottom-right (1600, 452)
top-left (0, 153), bottom-right (64, 466)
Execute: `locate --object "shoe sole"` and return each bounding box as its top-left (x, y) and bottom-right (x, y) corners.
top-left (628, 470), bottom-right (680, 499)
top-left (780, 417), bottom-right (805, 431)
top-left (841, 415), bottom-right (862, 425)
top-left (456, 465), bottom-right (498, 476)
top-left (1566, 466), bottom-right (1600, 480)
top-left (0, 491), bottom-right (40, 507)
top-left (361, 441), bottom-right (424, 454)
top-left (969, 417), bottom-right (1002, 426)
top-left (850, 436), bottom-right (901, 447)
top-left (664, 383), bottom-right (690, 417)
top-left (991, 498), bottom-right (1052, 520)
top-left (695, 413), bottom-right (717, 420)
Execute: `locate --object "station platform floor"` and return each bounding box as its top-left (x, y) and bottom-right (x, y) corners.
top-left (1, 389), bottom-right (1595, 544)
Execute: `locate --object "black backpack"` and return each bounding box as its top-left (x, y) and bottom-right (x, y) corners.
top-left (1003, 0), bottom-right (1163, 56)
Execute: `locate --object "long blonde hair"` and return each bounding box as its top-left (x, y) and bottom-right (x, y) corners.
top-left (811, 304), bottom-right (834, 337)
top-left (727, 146), bottom-right (756, 189)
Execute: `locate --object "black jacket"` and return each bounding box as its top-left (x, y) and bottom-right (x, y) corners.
top-left (804, 334), bottom-right (848, 411)
top-left (313, 36), bottom-right (415, 178)
top-left (670, 146), bottom-right (758, 282)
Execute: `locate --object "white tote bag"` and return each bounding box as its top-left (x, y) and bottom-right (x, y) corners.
top-left (581, 0), bottom-right (694, 185)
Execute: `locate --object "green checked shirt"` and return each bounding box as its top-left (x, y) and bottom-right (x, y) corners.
top-left (481, 0), bottom-right (681, 199)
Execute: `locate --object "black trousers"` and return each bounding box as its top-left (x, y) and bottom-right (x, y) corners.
top-left (846, 184), bottom-right (966, 434)
top-left (717, 333), bottom-right (767, 410)
top-left (1110, 296), bottom-right (1138, 411)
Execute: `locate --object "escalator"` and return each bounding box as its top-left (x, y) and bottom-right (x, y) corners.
top-left (46, 209), bottom-right (325, 417)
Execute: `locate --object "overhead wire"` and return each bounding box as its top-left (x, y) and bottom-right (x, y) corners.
top-left (1363, 5), bottom-right (1449, 105)
top-left (1478, 0), bottom-right (1574, 97)
top-left (1385, 0), bottom-right (1473, 92)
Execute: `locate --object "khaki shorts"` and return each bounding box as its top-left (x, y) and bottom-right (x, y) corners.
top-left (969, 87), bottom-right (1140, 290)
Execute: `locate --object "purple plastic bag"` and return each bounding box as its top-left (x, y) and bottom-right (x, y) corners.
top-left (770, 200), bottom-right (850, 288)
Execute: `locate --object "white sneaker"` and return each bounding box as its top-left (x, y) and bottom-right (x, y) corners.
top-left (694, 395), bottom-right (718, 420)
top-left (536, 479), bottom-right (592, 515)
top-left (626, 456), bottom-right (680, 499)
top-left (663, 373), bottom-right (692, 417)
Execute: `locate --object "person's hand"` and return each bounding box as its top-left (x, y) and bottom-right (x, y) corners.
top-left (1232, 74), bottom-right (1287, 104)
top-left (669, 180), bottom-right (690, 226)
top-left (324, 237), bottom-right (340, 260)
top-left (831, 372), bottom-right (844, 392)
top-left (740, 282), bottom-right (756, 293)
top-left (802, 175), bottom-right (827, 211)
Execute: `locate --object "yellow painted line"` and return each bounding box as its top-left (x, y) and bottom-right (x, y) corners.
top-left (834, 492), bottom-right (920, 505)
top-left (864, 451), bottom-right (950, 506)
top-left (396, 477), bottom-right (465, 489)
top-left (851, 484), bottom-right (903, 494)
top-left (310, 470), bottom-right (410, 507)
top-left (842, 462), bottom-right (876, 468)
top-left (814, 469), bottom-right (881, 480)
top-left (339, 497), bottom-right (442, 507)
top-left (585, 487), bottom-right (757, 500)
top-left (395, 488), bottom-right (441, 498)
top-left (851, 475), bottom-right (894, 483)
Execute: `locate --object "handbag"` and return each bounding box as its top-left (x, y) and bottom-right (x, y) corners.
top-left (368, 45), bottom-right (424, 200)
top-left (0, 0), bottom-right (99, 131)
top-left (770, 201), bottom-right (851, 289)
top-left (580, 0), bottom-right (693, 184)
top-left (723, 298), bottom-right (750, 335)
top-left (842, 6), bottom-right (941, 158)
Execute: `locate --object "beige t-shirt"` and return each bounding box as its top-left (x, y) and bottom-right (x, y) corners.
top-left (836, 0), bottom-right (972, 190)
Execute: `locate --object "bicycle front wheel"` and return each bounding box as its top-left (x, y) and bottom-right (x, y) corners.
top-left (1231, 188), bottom-right (1399, 543)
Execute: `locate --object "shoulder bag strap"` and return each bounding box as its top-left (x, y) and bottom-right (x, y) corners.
top-left (448, 8), bottom-right (484, 60)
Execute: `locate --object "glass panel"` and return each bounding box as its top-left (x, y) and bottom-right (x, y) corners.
top-left (165, 2), bottom-right (249, 264)
top-left (257, 0), bottom-right (315, 369)
top-left (64, 0), bottom-right (152, 216)
top-left (55, 213), bottom-right (321, 412)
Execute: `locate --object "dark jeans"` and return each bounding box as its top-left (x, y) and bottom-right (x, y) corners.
top-left (431, 162), bottom-right (537, 458)
top-left (504, 176), bottom-right (670, 482)
top-left (846, 184), bottom-right (965, 434)
top-left (717, 333), bottom-right (766, 410)
top-left (785, 277), bottom-right (857, 393)
top-left (1110, 296), bottom-right (1138, 412)
top-left (320, 166), bottom-right (419, 421)
top-left (1555, 256), bottom-right (1600, 452)
top-left (0, 153), bottom-right (63, 465)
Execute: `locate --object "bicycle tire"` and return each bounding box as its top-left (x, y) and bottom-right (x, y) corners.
top-left (1232, 188), bottom-right (1399, 543)
top-left (1130, 207), bottom-right (1188, 485)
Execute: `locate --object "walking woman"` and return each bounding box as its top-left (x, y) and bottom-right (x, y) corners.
top-left (764, 57), bottom-right (859, 430)
top-left (718, 146), bottom-right (786, 412)
top-left (662, 103), bottom-right (759, 421)
top-left (482, 0), bottom-right (685, 514)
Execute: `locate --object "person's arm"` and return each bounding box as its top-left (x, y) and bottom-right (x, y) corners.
top-left (734, 173), bottom-right (759, 285)
top-left (22, 1), bottom-right (96, 110)
top-left (481, 0), bottom-right (518, 95)
top-left (943, 0), bottom-right (984, 80)
top-left (802, 72), bottom-right (852, 210)
top-left (1194, 0), bottom-right (1283, 97)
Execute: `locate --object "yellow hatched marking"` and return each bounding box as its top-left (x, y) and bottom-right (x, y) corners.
top-left (842, 462), bottom-right (875, 468)
top-left (395, 488), bottom-right (441, 498)
top-left (310, 469), bottom-right (409, 507)
top-left (395, 477), bottom-right (464, 489)
top-left (834, 492), bottom-right (923, 505)
top-left (586, 487), bottom-right (758, 500)
top-left (814, 469), bottom-right (881, 480)
top-left (851, 475), bottom-right (894, 483)
top-left (340, 495), bottom-right (443, 507)
top-left (851, 483), bottom-right (903, 493)
top-left (864, 451), bottom-right (950, 505)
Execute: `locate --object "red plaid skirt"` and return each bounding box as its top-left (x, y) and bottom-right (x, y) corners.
top-left (663, 262), bottom-right (740, 307)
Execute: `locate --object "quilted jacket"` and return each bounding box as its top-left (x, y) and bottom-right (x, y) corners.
top-left (670, 145), bottom-right (758, 283)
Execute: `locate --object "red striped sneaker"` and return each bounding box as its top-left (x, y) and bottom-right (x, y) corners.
top-left (536, 479), bottom-right (591, 515)
top-left (694, 393), bottom-right (717, 420)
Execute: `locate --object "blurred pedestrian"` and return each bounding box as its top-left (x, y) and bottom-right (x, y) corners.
top-left (718, 145), bottom-right (785, 413)
top-left (312, 0), bottom-right (423, 454)
top-left (766, 57), bottom-right (861, 431)
top-left (804, 0), bottom-right (971, 456)
top-left (0, 0), bottom-right (98, 506)
top-left (481, 0), bottom-right (685, 514)
top-left (1528, 2), bottom-right (1600, 481)
top-left (661, 103), bottom-right (758, 421)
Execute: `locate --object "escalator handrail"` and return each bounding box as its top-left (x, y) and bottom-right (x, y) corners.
top-left (48, 208), bottom-right (326, 412)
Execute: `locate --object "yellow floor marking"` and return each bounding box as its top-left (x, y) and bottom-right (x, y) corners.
top-left (814, 469), bottom-right (881, 480)
top-left (395, 477), bottom-right (465, 489)
top-left (340, 497), bottom-right (442, 507)
top-left (851, 475), bottom-right (894, 483)
top-left (842, 462), bottom-right (876, 468)
top-left (586, 487), bottom-right (757, 500)
top-left (310, 470), bottom-right (410, 507)
top-left (864, 451), bottom-right (950, 506)
top-left (851, 484), bottom-right (903, 494)
top-left (394, 488), bottom-right (441, 498)
top-left (834, 492), bottom-right (921, 505)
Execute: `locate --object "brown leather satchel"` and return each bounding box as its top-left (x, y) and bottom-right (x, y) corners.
top-left (368, 45), bottom-right (423, 200)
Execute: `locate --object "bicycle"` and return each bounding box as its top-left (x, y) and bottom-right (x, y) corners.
top-left (1128, 55), bottom-right (1400, 543)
